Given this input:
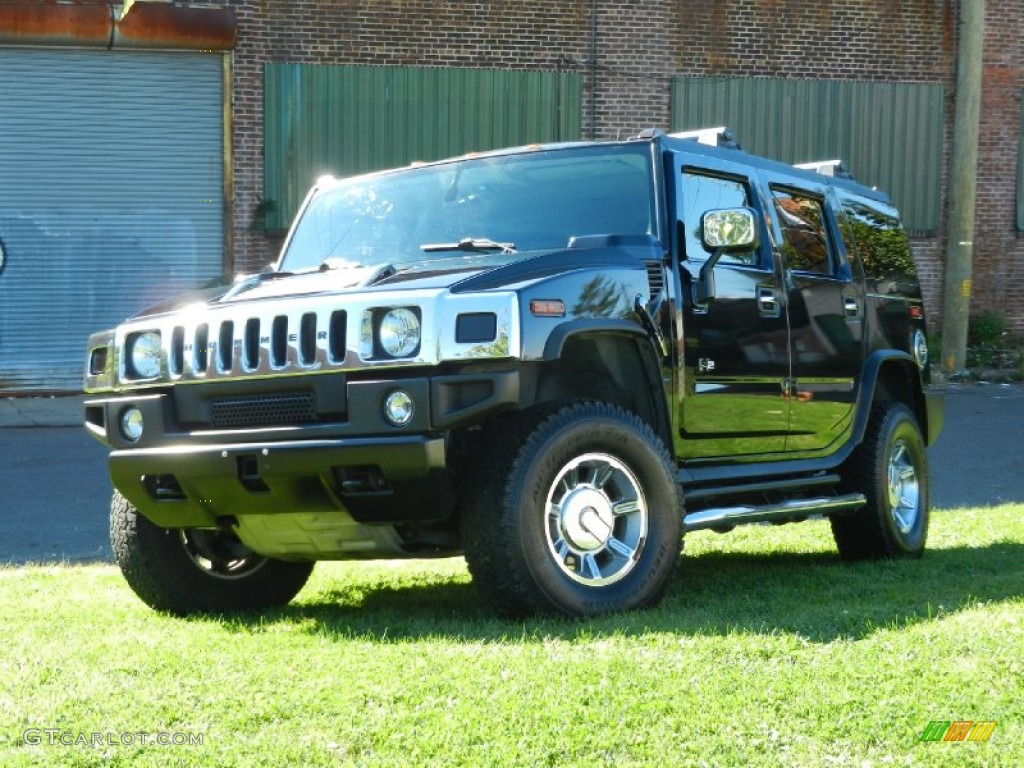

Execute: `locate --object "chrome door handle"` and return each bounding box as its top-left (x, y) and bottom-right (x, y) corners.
top-left (757, 286), bottom-right (780, 317)
top-left (843, 297), bottom-right (860, 317)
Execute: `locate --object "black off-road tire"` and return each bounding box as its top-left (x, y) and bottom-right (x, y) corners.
top-left (110, 491), bottom-right (314, 615)
top-left (460, 401), bottom-right (683, 617)
top-left (831, 402), bottom-right (929, 560)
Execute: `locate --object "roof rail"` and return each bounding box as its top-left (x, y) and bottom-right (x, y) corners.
top-left (668, 126), bottom-right (741, 149)
top-left (794, 159), bottom-right (853, 180)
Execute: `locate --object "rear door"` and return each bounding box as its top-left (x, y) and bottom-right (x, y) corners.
top-left (759, 174), bottom-right (864, 452)
top-left (670, 153), bottom-right (790, 460)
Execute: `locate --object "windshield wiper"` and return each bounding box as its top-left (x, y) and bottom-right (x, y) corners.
top-left (318, 259), bottom-right (397, 286)
top-left (420, 237), bottom-right (516, 254)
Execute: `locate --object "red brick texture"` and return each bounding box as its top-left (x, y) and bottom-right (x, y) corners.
top-left (225, 0), bottom-right (1022, 333)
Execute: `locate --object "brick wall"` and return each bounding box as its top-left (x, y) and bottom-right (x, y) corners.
top-left (225, 0), bottom-right (1024, 334)
top-left (675, 0), bottom-right (953, 81)
top-left (588, 1), bottom-right (679, 140)
top-left (976, 2), bottom-right (1024, 334)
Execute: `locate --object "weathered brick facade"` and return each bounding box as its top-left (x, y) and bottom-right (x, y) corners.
top-left (977, 1), bottom-right (1024, 334)
top-left (226, 0), bottom-right (1023, 333)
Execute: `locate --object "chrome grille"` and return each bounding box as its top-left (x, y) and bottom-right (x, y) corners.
top-left (209, 392), bottom-right (318, 429)
top-left (100, 287), bottom-right (519, 391)
top-left (166, 310), bottom-right (347, 377)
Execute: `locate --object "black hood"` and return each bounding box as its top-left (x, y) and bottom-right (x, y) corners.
top-left (127, 234), bottom-right (664, 321)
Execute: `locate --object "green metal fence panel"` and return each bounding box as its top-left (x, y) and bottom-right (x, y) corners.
top-left (264, 65), bottom-right (582, 230)
top-left (671, 77), bottom-right (944, 235)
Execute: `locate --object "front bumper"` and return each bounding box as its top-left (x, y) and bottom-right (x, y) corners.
top-left (85, 370), bottom-right (520, 529)
top-left (107, 435), bottom-right (450, 529)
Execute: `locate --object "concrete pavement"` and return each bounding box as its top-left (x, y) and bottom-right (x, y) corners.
top-left (0, 394), bottom-right (87, 429)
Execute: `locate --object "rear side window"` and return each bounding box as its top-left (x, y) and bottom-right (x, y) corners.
top-left (681, 171), bottom-right (760, 266)
top-left (771, 189), bottom-right (834, 276)
top-left (840, 196), bottom-right (919, 296)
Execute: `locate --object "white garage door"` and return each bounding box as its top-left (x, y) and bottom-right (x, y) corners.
top-left (0, 48), bottom-right (224, 392)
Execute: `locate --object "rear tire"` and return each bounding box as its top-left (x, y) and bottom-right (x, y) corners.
top-left (831, 403), bottom-right (929, 560)
top-left (110, 491), bottom-right (314, 615)
top-left (461, 401), bottom-right (682, 617)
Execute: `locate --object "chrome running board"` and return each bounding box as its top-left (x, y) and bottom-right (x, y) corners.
top-left (683, 493), bottom-right (867, 533)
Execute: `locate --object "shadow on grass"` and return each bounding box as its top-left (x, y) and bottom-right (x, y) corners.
top-left (222, 540), bottom-right (1024, 644)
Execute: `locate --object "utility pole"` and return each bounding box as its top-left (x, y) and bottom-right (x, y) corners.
top-left (941, 0), bottom-right (985, 374)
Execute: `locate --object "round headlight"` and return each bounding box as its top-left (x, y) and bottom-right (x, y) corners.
top-left (129, 332), bottom-right (162, 379)
top-left (383, 389), bottom-right (415, 426)
top-left (120, 407), bottom-right (144, 442)
top-left (378, 308), bottom-right (421, 358)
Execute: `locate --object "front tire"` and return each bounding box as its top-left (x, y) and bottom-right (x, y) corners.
top-left (461, 402), bottom-right (683, 617)
top-left (831, 402), bottom-right (930, 560)
top-left (110, 491), bottom-right (314, 615)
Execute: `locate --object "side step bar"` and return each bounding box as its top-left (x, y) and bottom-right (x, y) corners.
top-left (683, 493), bottom-right (867, 533)
top-left (684, 473), bottom-right (841, 503)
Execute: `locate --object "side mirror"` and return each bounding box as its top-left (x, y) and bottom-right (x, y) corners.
top-left (693, 207), bottom-right (759, 306)
top-left (702, 207), bottom-right (759, 251)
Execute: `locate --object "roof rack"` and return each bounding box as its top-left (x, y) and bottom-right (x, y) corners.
top-left (794, 159), bottom-right (853, 180)
top-left (668, 126), bottom-right (741, 149)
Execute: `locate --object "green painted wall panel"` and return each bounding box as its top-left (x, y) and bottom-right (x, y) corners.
top-left (671, 77), bottom-right (944, 235)
top-left (264, 65), bottom-right (582, 230)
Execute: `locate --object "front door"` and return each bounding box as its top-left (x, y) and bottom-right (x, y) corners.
top-left (670, 155), bottom-right (790, 460)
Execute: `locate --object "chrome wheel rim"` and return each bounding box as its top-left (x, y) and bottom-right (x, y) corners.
top-left (886, 438), bottom-right (920, 535)
top-left (544, 452), bottom-right (648, 586)
top-left (180, 530), bottom-right (267, 580)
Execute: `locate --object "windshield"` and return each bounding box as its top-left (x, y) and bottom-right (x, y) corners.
top-left (279, 144), bottom-right (656, 271)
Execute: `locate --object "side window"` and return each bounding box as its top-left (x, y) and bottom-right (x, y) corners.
top-left (771, 189), bottom-right (834, 276)
top-left (840, 196), bottom-right (918, 294)
top-left (682, 171), bottom-right (760, 266)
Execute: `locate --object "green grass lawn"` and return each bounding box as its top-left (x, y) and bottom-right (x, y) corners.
top-left (2, 505), bottom-right (1022, 767)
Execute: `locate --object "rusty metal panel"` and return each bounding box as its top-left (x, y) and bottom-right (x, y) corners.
top-left (263, 65), bottom-right (583, 230)
top-left (671, 77), bottom-right (944, 235)
top-left (0, 2), bottom-right (235, 51)
top-left (0, 2), bottom-right (111, 48)
top-left (114, 3), bottom-right (236, 51)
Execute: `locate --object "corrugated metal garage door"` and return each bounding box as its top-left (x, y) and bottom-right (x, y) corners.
top-left (0, 48), bottom-right (223, 392)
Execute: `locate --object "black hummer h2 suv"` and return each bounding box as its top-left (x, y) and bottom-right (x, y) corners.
top-left (84, 127), bottom-right (943, 617)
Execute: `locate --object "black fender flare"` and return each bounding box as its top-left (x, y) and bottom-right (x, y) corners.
top-left (854, 349), bottom-right (933, 444)
top-left (536, 318), bottom-right (673, 450)
top-left (539, 317), bottom-right (649, 361)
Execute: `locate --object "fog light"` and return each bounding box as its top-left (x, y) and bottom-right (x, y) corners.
top-left (120, 407), bottom-right (144, 442)
top-left (383, 390), bottom-right (414, 426)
